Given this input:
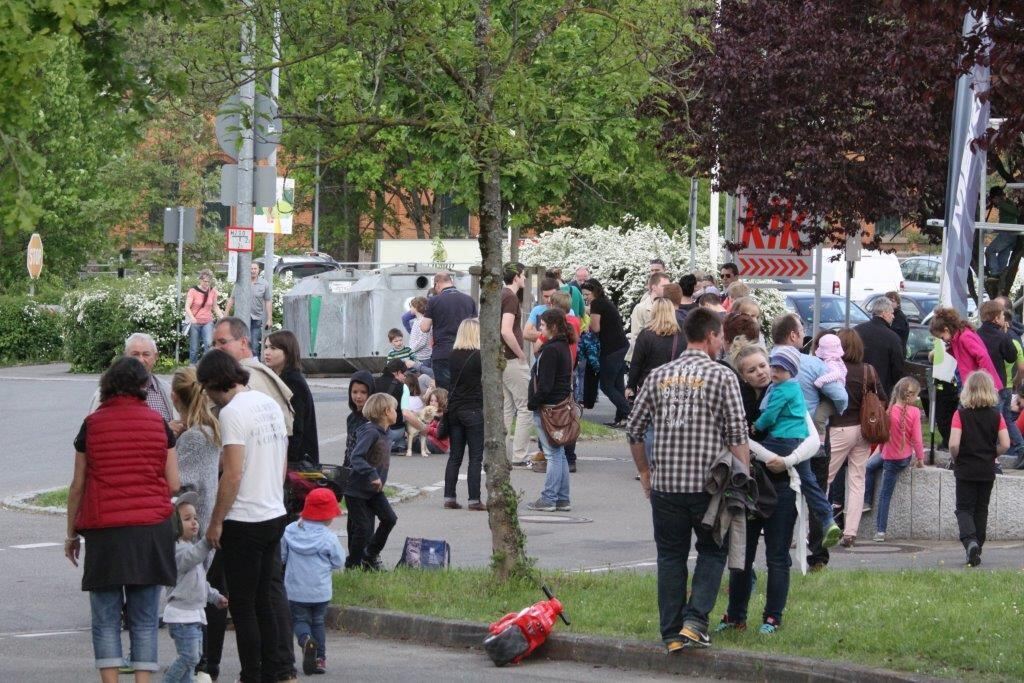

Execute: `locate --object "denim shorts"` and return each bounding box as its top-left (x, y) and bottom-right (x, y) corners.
top-left (90, 585), bottom-right (161, 671)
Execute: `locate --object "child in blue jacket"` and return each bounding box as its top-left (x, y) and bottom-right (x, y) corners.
top-left (282, 487), bottom-right (346, 675)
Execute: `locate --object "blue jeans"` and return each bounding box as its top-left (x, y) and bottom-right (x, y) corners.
top-left (643, 423), bottom-right (654, 467)
top-left (598, 347), bottom-right (631, 422)
top-left (89, 584), bottom-right (161, 672)
top-left (986, 230), bottom-right (1017, 275)
top-left (650, 491), bottom-right (727, 642)
top-left (725, 482), bottom-right (798, 626)
top-left (387, 426), bottom-right (407, 452)
top-left (999, 388), bottom-right (1024, 456)
top-left (864, 453), bottom-right (911, 533)
top-left (534, 412), bottom-right (570, 504)
top-left (761, 437), bottom-right (834, 530)
top-left (433, 358), bottom-right (451, 390)
top-left (250, 319), bottom-right (266, 356)
top-left (290, 601), bottom-right (328, 659)
top-left (189, 321), bottom-right (214, 364)
top-left (165, 622), bottom-right (203, 682)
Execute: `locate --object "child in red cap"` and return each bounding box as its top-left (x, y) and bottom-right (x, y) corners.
top-left (281, 487), bottom-right (346, 675)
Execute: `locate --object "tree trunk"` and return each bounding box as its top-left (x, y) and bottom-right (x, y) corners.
top-left (373, 187), bottom-right (386, 245)
top-left (474, 0), bottom-right (530, 582)
top-left (478, 150), bottom-right (529, 580)
top-left (428, 191), bottom-right (443, 238)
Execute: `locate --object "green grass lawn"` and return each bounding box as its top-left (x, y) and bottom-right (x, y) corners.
top-left (30, 487), bottom-right (69, 508)
top-left (333, 568), bottom-right (1023, 681)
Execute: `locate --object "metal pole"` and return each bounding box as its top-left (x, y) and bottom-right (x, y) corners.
top-left (812, 244), bottom-right (823, 340)
top-left (234, 0), bottom-right (255, 337)
top-left (262, 6), bottom-right (281, 332)
top-left (709, 186), bottom-right (720, 265)
top-left (978, 147), bottom-right (987, 305)
top-left (175, 207), bottom-right (184, 365)
top-left (313, 100), bottom-right (321, 253)
top-left (688, 177), bottom-right (698, 267)
top-left (844, 261), bottom-right (853, 328)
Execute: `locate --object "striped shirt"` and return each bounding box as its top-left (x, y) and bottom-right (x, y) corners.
top-left (387, 346), bottom-right (416, 363)
top-left (625, 350), bottom-right (748, 493)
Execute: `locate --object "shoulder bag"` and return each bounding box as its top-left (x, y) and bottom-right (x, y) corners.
top-left (860, 364), bottom-right (890, 444)
top-left (534, 346), bottom-right (582, 446)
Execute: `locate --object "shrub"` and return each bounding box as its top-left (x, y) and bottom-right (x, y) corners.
top-left (0, 297), bottom-right (64, 364)
top-left (62, 273), bottom-right (291, 372)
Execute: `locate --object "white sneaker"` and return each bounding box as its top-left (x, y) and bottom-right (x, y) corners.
top-left (873, 532), bottom-right (886, 542)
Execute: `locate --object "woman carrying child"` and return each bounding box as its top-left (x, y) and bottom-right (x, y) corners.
top-left (863, 377), bottom-right (924, 542)
top-left (948, 370), bottom-right (1010, 566)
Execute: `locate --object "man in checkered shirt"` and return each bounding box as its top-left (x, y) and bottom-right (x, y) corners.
top-left (86, 333), bottom-right (177, 422)
top-left (626, 307), bottom-right (749, 652)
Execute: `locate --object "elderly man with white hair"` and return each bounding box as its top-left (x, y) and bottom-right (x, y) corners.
top-left (87, 333), bottom-right (177, 420)
top-left (853, 296), bottom-right (905, 396)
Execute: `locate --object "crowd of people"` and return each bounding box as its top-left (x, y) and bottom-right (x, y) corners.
top-left (64, 257), bottom-right (1019, 678)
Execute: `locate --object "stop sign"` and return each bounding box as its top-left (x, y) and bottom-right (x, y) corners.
top-left (26, 233), bottom-right (43, 279)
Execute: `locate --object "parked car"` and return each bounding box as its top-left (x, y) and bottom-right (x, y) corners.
top-left (861, 291), bottom-right (941, 324)
top-left (255, 252), bottom-right (341, 279)
top-left (899, 255), bottom-right (978, 315)
top-left (784, 292), bottom-right (870, 343)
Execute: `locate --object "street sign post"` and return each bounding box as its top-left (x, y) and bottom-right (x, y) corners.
top-left (26, 233), bottom-right (42, 296)
top-left (734, 195), bottom-right (812, 278)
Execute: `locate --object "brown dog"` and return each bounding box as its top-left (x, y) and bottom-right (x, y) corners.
top-left (405, 405), bottom-right (438, 457)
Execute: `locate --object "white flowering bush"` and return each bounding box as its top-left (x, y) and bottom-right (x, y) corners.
top-left (62, 273), bottom-right (290, 371)
top-left (518, 216), bottom-right (786, 337)
top-left (0, 297), bottom-right (63, 364)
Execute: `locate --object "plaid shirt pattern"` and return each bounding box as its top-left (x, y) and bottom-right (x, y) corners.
top-left (625, 350), bottom-right (748, 493)
top-left (145, 375), bottom-right (172, 422)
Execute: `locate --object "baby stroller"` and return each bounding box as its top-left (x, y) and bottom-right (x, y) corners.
top-left (284, 460), bottom-right (349, 523)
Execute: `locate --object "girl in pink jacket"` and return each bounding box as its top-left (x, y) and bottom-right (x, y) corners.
top-left (929, 308), bottom-right (1003, 390)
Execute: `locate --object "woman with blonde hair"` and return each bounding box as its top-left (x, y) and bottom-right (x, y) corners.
top-left (170, 367), bottom-right (220, 531)
top-left (949, 370), bottom-right (1009, 566)
top-left (442, 319), bottom-right (485, 510)
top-left (626, 298), bottom-right (685, 466)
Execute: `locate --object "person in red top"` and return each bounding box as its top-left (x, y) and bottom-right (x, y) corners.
top-left (185, 269), bottom-right (223, 364)
top-left (65, 357), bottom-right (180, 681)
top-left (863, 377), bottom-right (925, 542)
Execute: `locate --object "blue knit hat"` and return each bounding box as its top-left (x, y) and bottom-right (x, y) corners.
top-left (769, 346), bottom-right (801, 378)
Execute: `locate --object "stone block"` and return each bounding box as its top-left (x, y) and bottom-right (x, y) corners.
top-left (938, 470), bottom-right (960, 541)
top-left (991, 474), bottom-right (1024, 540)
top-left (908, 467), bottom-right (943, 540)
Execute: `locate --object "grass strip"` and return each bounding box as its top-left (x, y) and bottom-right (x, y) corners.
top-left (30, 487), bottom-right (69, 508)
top-left (333, 567), bottom-right (1022, 681)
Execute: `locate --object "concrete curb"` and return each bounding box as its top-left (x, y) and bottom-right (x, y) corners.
top-left (2, 486), bottom-right (67, 516)
top-left (325, 605), bottom-right (943, 682)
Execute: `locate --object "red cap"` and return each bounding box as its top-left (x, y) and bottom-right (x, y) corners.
top-left (301, 487), bottom-right (341, 521)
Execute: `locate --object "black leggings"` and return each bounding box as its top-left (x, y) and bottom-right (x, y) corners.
top-left (346, 492), bottom-right (397, 564)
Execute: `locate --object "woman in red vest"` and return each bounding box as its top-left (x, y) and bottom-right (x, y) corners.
top-left (64, 357), bottom-right (180, 682)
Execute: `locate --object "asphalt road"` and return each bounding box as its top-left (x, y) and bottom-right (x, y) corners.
top-left (1, 363), bottom-right (1021, 679)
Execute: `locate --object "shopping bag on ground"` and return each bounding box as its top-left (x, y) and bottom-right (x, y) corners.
top-left (395, 537), bottom-right (451, 569)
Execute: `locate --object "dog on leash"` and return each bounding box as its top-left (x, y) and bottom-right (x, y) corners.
top-left (405, 405), bottom-right (438, 457)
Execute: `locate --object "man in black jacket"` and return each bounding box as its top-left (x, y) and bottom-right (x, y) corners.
top-left (853, 297), bottom-right (904, 396)
top-left (977, 300), bottom-right (1024, 460)
top-left (885, 291), bottom-right (910, 355)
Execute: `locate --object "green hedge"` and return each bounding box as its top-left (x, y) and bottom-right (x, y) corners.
top-left (61, 274), bottom-right (290, 372)
top-left (0, 297), bottom-right (64, 364)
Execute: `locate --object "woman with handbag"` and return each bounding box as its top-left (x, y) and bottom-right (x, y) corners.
top-left (826, 328), bottom-right (887, 547)
top-left (442, 319), bottom-right (486, 511)
top-left (526, 309), bottom-right (576, 512)
top-left (184, 269), bottom-right (223, 364)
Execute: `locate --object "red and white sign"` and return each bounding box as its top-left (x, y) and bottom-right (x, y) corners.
top-left (735, 195), bottom-right (811, 278)
top-left (226, 226), bottom-right (254, 252)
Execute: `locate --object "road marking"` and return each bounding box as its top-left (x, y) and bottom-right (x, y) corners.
top-left (9, 542), bottom-right (61, 549)
top-left (11, 629), bottom-right (88, 638)
top-left (574, 556), bottom-right (694, 573)
top-left (0, 375), bottom-right (96, 383)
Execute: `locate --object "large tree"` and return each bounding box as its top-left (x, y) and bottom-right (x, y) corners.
top-left (187, 0), bottom-right (709, 579)
top-left (655, 1), bottom-right (960, 249)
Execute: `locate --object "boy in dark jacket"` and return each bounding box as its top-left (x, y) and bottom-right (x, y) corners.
top-left (343, 393), bottom-right (398, 571)
top-left (343, 370), bottom-right (374, 569)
